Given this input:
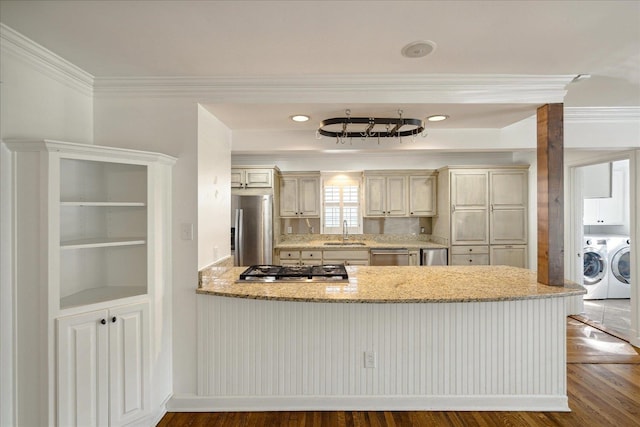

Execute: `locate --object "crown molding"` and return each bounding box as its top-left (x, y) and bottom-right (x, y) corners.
top-left (564, 106), bottom-right (640, 123)
top-left (0, 23), bottom-right (94, 96)
top-left (93, 74), bottom-right (575, 104)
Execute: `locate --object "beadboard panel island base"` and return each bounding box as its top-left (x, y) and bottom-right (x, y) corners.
top-left (189, 294), bottom-right (571, 412)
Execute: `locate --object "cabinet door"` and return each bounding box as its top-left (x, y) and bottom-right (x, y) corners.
top-left (594, 168), bottom-right (625, 225)
top-left (279, 177), bottom-right (299, 217)
top-left (451, 171), bottom-right (488, 209)
top-left (298, 176), bottom-right (320, 217)
top-left (230, 169), bottom-right (244, 188)
top-left (409, 175), bottom-right (436, 216)
top-left (245, 169), bottom-right (273, 188)
top-left (490, 208), bottom-right (527, 244)
top-left (386, 176), bottom-right (407, 216)
top-left (490, 170), bottom-right (527, 208)
top-left (109, 302), bottom-right (149, 427)
top-left (583, 198), bottom-right (600, 225)
top-left (451, 210), bottom-right (489, 244)
top-left (57, 309), bottom-right (110, 427)
top-left (365, 176), bottom-right (386, 216)
top-left (490, 245), bottom-right (527, 268)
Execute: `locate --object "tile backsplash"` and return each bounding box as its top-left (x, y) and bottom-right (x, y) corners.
top-left (280, 217), bottom-right (432, 236)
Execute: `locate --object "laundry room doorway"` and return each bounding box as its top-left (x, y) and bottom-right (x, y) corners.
top-left (567, 151), bottom-right (638, 345)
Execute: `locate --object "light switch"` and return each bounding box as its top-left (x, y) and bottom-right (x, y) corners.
top-left (181, 223), bottom-right (194, 240)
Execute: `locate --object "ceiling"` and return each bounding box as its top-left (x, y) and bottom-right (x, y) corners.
top-left (1, 0), bottom-right (639, 136)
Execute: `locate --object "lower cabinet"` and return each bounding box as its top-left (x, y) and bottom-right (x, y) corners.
top-left (450, 245), bottom-right (490, 265)
top-left (490, 245), bottom-right (528, 268)
top-left (409, 250), bottom-right (420, 266)
top-left (57, 302), bottom-right (149, 427)
top-left (323, 249), bottom-right (370, 266)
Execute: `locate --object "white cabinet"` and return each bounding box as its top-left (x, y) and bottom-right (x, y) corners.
top-left (433, 166), bottom-right (529, 268)
top-left (59, 159), bottom-right (149, 309)
top-left (364, 174), bottom-right (407, 217)
top-left (583, 164), bottom-right (627, 225)
top-left (323, 249), bottom-right (370, 266)
top-left (408, 174), bottom-right (437, 216)
top-left (582, 162), bottom-right (612, 198)
top-left (6, 140), bottom-right (174, 427)
top-left (450, 170), bottom-right (489, 245)
top-left (57, 302), bottom-right (149, 427)
top-left (450, 245), bottom-right (490, 265)
top-left (280, 173), bottom-right (320, 217)
top-left (489, 170), bottom-right (528, 244)
top-left (490, 245), bottom-right (528, 268)
top-left (231, 167), bottom-right (274, 189)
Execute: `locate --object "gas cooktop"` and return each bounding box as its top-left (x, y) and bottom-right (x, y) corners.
top-left (239, 265), bottom-right (349, 282)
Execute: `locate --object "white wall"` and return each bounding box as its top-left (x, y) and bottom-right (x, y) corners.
top-left (0, 25), bottom-right (93, 143)
top-left (0, 26), bottom-right (95, 426)
top-left (198, 105), bottom-right (232, 268)
top-left (92, 95), bottom-right (200, 399)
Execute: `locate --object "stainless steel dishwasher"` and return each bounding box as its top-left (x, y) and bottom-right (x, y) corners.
top-left (420, 248), bottom-right (448, 265)
top-left (370, 248), bottom-right (410, 266)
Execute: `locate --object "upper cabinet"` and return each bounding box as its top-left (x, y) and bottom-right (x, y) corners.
top-left (279, 173), bottom-right (320, 217)
top-left (363, 170), bottom-right (436, 217)
top-left (583, 160), bottom-right (628, 226)
top-left (582, 162), bottom-right (612, 198)
top-left (364, 174), bottom-right (407, 217)
top-left (231, 167), bottom-right (274, 189)
top-left (408, 174), bottom-right (437, 216)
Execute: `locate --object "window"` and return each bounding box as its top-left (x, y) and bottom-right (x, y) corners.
top-left (321, 172), bottom-right (362, 234)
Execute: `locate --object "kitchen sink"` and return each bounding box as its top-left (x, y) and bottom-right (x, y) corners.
top-left (323, 242), bottom-right (367, 246)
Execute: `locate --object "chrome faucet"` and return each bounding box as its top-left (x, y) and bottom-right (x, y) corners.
top-left (342, 219), bottom-right (349, 242)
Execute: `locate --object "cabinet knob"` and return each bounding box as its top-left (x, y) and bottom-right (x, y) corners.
top-left (100, 319), bottom-right (106, 325)
top-left (411, 212), bottom-right (414, 215)
top-left (469, 259), bottom-right (473, 263)
top-left (111, 316), bottom-right (117, 323)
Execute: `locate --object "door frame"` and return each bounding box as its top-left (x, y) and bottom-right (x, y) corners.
top-left (566, 150), bottom-right (638, 346)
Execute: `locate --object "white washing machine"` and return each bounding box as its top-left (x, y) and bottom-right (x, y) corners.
top-left (583, 235), bottom-right (609, 300)
top-left (607, 236), bottom-right (631, 298)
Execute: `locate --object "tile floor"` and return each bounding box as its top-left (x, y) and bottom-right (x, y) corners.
top-left (582, 298), bottom-right (631, 338)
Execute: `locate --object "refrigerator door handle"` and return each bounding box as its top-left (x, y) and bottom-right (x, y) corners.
top-left (235, 208), bottom-right (243, 266)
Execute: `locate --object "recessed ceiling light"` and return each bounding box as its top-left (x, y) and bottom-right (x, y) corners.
top-left (290, 115), bottom-right (310, 122)
top-left (426, 115), bottom-right (449, 122)
top-left (401, 40), bottom-right (437, 58)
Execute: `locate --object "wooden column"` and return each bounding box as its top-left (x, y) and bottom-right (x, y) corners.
top-left (537, 103), bottom-right (564, 285)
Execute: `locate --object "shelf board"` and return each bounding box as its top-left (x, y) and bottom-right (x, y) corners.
top-left (61, 237), bottom-right (146, 249)
top-left (60, 286), bottom-right (147, 309)
top-left (60, 201), bottom-right (146, 207)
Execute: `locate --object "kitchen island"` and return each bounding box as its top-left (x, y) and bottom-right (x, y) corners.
top-left (183, 265), bottom-right (585, 413)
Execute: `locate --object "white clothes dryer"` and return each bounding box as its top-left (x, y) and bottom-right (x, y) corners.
top-left (607, 236), bottom-right (631, 298)
top-left (583, 235), bottom-right (609, 300)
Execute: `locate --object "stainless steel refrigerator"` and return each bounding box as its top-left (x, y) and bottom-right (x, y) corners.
top-left (232, 194), bottom-right (273, 266)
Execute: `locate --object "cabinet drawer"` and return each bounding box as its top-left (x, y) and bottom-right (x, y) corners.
top-left (323, 250), bottom-right (369, 260)
top-left (451, 245), bottom-right (489, 255)
top-left (279, 251), bottom-right (300, 260)
top-left (451, 254), bottom-right (490, 265)
top-left (301, 250), bottom-right (322, 260)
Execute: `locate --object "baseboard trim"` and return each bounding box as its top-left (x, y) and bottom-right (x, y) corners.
top-left (167, 394), bottom-right (570, 412)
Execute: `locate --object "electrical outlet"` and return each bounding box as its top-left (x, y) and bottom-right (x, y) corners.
top-left (287, 226), bottom-right (293, 234)
top-left (364, 351), bottom-right (377, 368)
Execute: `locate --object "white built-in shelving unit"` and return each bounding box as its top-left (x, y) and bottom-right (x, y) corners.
top-left (6, 139), bottom-right (176, 427)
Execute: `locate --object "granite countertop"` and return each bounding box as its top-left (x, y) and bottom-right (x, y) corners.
top-left (276, 240), bottom-right (447, 250)
top-left (197, 265), bottom-right (586, 303)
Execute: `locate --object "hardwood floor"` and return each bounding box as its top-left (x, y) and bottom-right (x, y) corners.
top-left (158, 317), bottom-right (640, 426)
